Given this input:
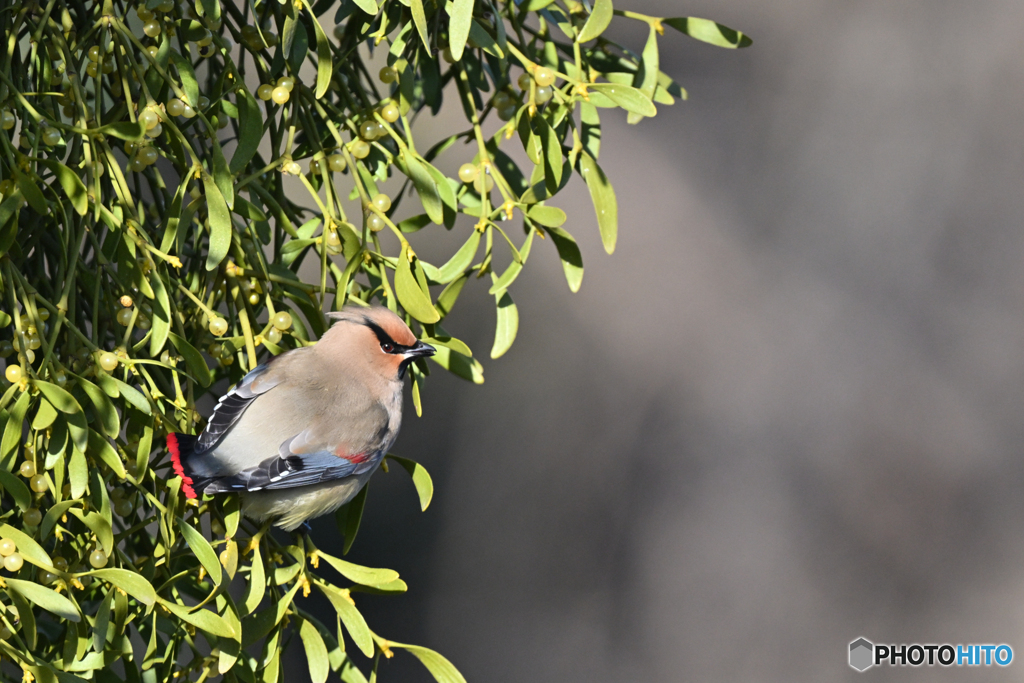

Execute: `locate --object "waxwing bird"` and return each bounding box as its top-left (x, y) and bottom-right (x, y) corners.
top-left (166, 306), bottom-right (435, 531)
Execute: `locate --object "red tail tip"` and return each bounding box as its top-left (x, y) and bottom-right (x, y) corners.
top-left (167, 433), bottom-right (197, 500)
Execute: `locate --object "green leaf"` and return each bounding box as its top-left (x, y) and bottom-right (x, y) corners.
top-left (319, 586), bottom-right (373, 657)
top-left (448, 0), bottom-right (474, 61)
top-left (211, 137), bottom-right (234, 209)
top-left (169, 50), bottom-right (200, 111)
top-left (15, 172), bottom-right (47, 214)
top-left (40, 500), bottom-right (77, 540)
top-left (93, 121), bottom-right (146, 140)
top-left (542, 225), bottom-right (584, 292)
top-left (0, 468), bottom-right (30, 512)
top-left (526, 205), bottom-right (566, 227)
top-left (230, 87), bottom-right (264, 174)
top-left (242, 544), bottom-right (265, 615)
top-left (41, 161), bottom-right (88, 216)
top-left (578, 152), bottom-right (618, 254)
top-left (88, 569), bottom-right (156, 607)
top-left (664, 17), bottom-right (753, 48)
top-left (5, 579), bottom-right (80, 622)
top-left (628, 26), bottom-right (659, 124)
top-left (88, 430), bottom-right (126, 479)
top-left (338, 483), bottom-right (368, 555)
top-left (409, 0), bottom-right (429, 47)
top-left (435, 230), bottom-right (480, 283)
top-left (93, 588), bottom-right (114, 653)
top-left (78, 378), bottom-right (119, 438)
top-left (589, 83), bottom-right (657, 117)
top-left (490, 290), bottom-right (518, 359)
top-left (0, 524), bottom-right (52, 568)
top-left (108, 376), bottom-right (150, 415)
top-left (488, 228), bottom-right (535, 294)
top-left (203, 174), bottom-right (233, 271)
top-left (385, 455), bottom-right (433, 511)
top-left (315, 551), bottom-right (400, 586)
top-left (69, 509), bottom-right (114, 557)
top-left (300, 619), bottom-right (330, 683)
top-left (149, 272), bottom-right (172, 357)
top-left (396, 243), bottom-right (440, 323)
top-left (197, 0), bottom-right (221, 23)
top-left (169, 332), bottom-right (213, 388)
top-left (160, 600), bottom-right (237, 639)
top-left (36, 380), bottom-right (81, 414)
top-left (351, 0), bottom-right (378, 14)
top-left (390, 642), bottom-right (467, 683)
top-left (430, 345), bottom-right (484, 383)
top-left (69, 446), bottom-right (88, 498)
top-left (303, 0), bottom-right (334, 99)
top-left (535, 116), bottom-right (563, 194)
top-left (178, 519), bottom-right (223, 586)
top-left (577, 0), bottom-right (612, 42)
top-left (31, 398), bottom-right (58, 431)
top-left (404, 154), bottom-right (444, 224)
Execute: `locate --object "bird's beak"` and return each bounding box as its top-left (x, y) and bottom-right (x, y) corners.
top-left (404, 341), bottom-right (436, 358)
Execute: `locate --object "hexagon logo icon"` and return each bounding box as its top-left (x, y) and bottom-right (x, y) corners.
top-left (849, 638), bottom-right (874, 671)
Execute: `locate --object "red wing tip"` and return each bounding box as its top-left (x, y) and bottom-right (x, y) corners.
top-left (167, 433), bottom-right (196, 497)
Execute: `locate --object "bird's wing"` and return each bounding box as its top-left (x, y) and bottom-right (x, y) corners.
top-left (195, 361), bottom-right (286, 454)
top-left (204, 401), bottom-right (392, 493)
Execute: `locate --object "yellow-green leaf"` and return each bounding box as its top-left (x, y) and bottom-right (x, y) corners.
top-left (577, 0), bottom-right (612, 42)
top-left (319, 585), bottom-right (373, 657)
top-left (300, 619), bottom-right (330, 683)
top-left (0, 468), bottom-right (30, 512)
top-left (78, 378), bottom-right (119, 438)
top-left (390, 641), bottom-right (467, 683)
top-left (178, 519), bottom-right (223, 586)
top-left (409, 0), bottom-right (429, 48)
top-left (88, 569), bottom-right (156, 606)
top-left (230, 87), bottom-right (263, 174)
top-left (430, 345), bottom-right (484, 383)
top-left (663, 17), bottom-right (753, 48)
top-left (5, 579), bottom-right (80, 622)
top-left (526, 205), bottom-right (566, 228)
top-left (589, 83), bottom-right (657, 117)
top-left (435, 230), bottom-right (480, 283)
top-left (579, 152), bottom-right (618, 254)
top-left (160, 600), bottom-right (237, 639)
top-left (396, 243), bottom-right (440, 323)
top-left (303, 0), bottom-right (334, 99)
top-left (0, 524), bottom-right (50, 567)
top-left (42, 161), bottom-right (88, 216)
top-left (35, 380), bottom-right (81, 414)
top-left (315, 551), bottom-right (400, 586)
top-left (203, 174), bottom-right (232, 271)
top-left (490, 290), bottom-right (518, 359)
top-left (448, 0), bottom-right (474, 61)
top-left (386, 455), bottom-right (433, 511)
top-left (169, 332), bottom-right (212, 387)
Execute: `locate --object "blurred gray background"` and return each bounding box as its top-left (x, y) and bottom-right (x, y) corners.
top-left (289, 0), bottom-right (1024, 679)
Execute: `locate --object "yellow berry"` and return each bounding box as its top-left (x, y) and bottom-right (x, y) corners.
top-left (266, 327), bottom-right (283, 344)
top-left (209, 318), bottom-right (228, 336)
top-left (0, 539), bottom-right (15, 557)
top-left (271, 87), bottom-right (289, 105)
top-left (29, 474), bottom-right (47, 493)
top-left (88, 550), bottom-right (108, 569)
top-left (98, 352), bottom-right (118, 372)
top-left (41, 128), bottom-right (61, 147)
top-left (379, 66), bottom-right (398, 83)
top-left (534, 67), bottom-right (556, 87)
top-left (257, 84), bottom-right (273, 101)
top-left (22, 508), bottom-right (41, 526)
top-left (272, 312), bottom-right (292, 331)
top-left (371, 194), bottom-right (391, 213)
top-left (52, 556), bottom-right (68, 572)
top-left (18, 461), bottom-right (34, 478)
top-left (367, 214), bottom-right (385, 232)
top-left (3, 553), bottom-right (23, 572)
top-left (276, 76), bottom-right (295, 92)
top-left (350, 139), bottom-right (370, 159)
top-left (458, 163), bottom-right (479, 183)
top-left (327, 154), bottom-right (346, 172)
top-left (4, 366), bottom-right (21, 383)
top-left (381, 102), bottom-right (400, 123)
top-left (142, 21), bottom-right (161, 38)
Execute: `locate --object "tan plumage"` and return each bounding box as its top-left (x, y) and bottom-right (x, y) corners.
top-left (167, 306), bottom-right (434, 530)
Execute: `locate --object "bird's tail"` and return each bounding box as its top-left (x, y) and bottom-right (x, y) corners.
top-left (167, 433), bottom-right (212, 500)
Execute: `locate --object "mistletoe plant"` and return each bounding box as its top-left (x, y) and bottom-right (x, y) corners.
top-left (0, 0), bottom-right (748, 680)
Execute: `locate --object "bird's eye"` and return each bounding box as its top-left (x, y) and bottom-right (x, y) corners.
top-left (380, 341), bottom-right (395, 353)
